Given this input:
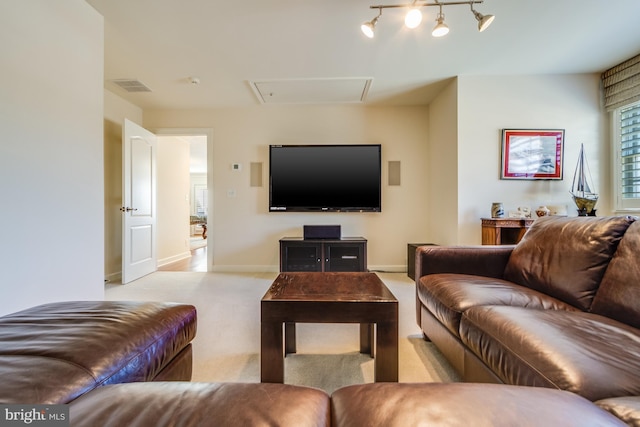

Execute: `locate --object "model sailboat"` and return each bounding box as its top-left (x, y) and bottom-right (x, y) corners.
top-left (570, 144), bottom-right (598, 216)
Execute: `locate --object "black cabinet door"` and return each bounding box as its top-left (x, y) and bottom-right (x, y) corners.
top-left (280, 242), bottom-right (322, 272)
top-left (324, 243), bottom-right (365, 272)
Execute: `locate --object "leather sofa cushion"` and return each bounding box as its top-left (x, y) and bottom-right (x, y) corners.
top-left (331, 383), bottom-right (626, 427)
top-left (591, 221), bottom-right (640, 329)
top-left (417, 273), bottom-right (577, 337)
top-left (0, 301), bottom-right (197, 404)
top-left (460, 305), bottom-right (640, 401)
top-left (503, 216), bottom-right (635, 310)
top-left (596, 396), bottom-right (640, 427)
top-left (70, 382), bottom-right (331, 427)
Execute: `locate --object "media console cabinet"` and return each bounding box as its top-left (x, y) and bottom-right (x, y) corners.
top-left (279, 237), bottom-right (367, 272)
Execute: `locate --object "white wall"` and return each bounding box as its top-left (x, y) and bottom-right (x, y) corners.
top-left (142, 74), bottom-right (608, 267)
top-left (0, 0), bottom-right (104, 315)
top-left (157, 136), bottom-right (191, 265)
top-left (427, 79), bottom-right (459, 245)
top-left (456, 74), bottom-right (607, 244)
top-left (144, 105), bottom-right (431, 272)
top-left (104, 90), bottom-right (144, 281)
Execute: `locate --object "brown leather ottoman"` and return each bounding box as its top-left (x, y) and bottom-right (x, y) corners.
top-left (0, 301), bottom-right (197, 404)
top-left (69, 382), bottom-right (330, 427)
top-left (331, 383), bottom-right (627, 426)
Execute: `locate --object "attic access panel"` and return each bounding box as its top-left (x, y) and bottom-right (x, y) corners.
top-left (249, 78), bottom-right (373, 105)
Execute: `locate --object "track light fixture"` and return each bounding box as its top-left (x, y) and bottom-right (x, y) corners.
top-left (470, 2), bottom-right (494, 32)
top-left (404, 1), bottom-right (422, 29)
top-left (361, 0), bottom-right (494, 38)
top-left (361, 7), bottom-right (382, 38)
top-left (431, 4), bottom-right (449, 37)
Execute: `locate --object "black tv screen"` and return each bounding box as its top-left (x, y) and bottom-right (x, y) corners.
top-left (269, 144), bottom-right (381, 212)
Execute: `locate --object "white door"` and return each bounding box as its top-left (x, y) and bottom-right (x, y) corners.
top-left (122, 119), bottom-right (157, 284)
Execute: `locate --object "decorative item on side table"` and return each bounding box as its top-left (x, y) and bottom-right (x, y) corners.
top-left (535, 206), bottom-right (550, 217)
top-left (547, 205), bottom-right (568, 216)
top-left (500, 129), bottom-right (564, 180)
top-left (570, 143), bottom-right (598, 216)
top-left (491, 202), bottom-right (505, 218)
top-left (509, 206), bottom-right (531, 218)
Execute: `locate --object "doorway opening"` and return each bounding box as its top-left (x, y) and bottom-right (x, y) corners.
top-left (155, 130), bottom-right (212, 272)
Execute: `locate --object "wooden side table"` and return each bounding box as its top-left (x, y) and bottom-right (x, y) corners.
top-left (481, 218), bottom-right (535, 245)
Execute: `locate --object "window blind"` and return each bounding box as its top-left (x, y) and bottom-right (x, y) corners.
top-left (620, 102), bottom-right (640, 199)
top-left (602, 53), bottom-right (640, 111)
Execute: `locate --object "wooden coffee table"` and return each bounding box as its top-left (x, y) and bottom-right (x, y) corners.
top-left (260, 272), bottom-right (398, 383)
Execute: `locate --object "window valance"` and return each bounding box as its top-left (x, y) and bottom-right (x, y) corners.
top-left (602, 53), bottom-right (640, 111)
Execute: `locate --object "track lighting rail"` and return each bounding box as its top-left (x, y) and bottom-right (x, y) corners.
top-left (361, 0), bottom-right (494, 39)
top-left (368, 1), bottom-right (483, 10)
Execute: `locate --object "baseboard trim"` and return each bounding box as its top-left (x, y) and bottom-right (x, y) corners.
top-left (104, 271), bottom-right (121, 283)
top-left (157, 251), bottom-right (191, 267)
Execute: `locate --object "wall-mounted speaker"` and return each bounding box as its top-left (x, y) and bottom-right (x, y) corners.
top-left (250, 162), bottom-right (262, 187)
top-left (388, 160), bottom-right (401, 186)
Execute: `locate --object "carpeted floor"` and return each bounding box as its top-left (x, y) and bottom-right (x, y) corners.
top-left (105, 271), bottom-right (460, 393)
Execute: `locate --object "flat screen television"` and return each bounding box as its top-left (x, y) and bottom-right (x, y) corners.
top-left (269, 144), bottom-right (381, 212)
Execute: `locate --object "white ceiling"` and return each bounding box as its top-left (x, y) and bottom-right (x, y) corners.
top-left (85, 0), bottom-right (640, 110)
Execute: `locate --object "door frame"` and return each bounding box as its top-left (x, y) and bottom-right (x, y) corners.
top-left (153, 127), bottom-right (214, 272)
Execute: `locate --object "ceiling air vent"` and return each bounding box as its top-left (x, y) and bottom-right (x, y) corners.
top-left (111, 79), bottom-right (152, 93)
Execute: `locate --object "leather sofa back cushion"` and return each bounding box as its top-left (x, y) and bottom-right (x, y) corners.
top-left (503, 216), bottom-right (635, 310)
top-left (70, 382), bottom-right (331, 427)
top-left (331, 383), bottom-right (627, 427)
top-left (591, 221), bottom-right (640, 328)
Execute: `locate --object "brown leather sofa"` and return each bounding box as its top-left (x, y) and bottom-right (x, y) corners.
top-left (0, 300), bottom-right (197, 404)
top-left (67, 381), bottom-right (627, 426)
top-left (415, 216), bottom-right (640, 412)
top-left (0, 284), bottom-right (634, 425)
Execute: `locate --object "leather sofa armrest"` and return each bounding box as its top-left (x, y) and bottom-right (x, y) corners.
top-left (415, 245), bottom-right (514, 281)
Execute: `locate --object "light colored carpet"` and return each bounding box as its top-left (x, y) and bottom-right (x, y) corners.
top-left (105, 271), bottom-right (460, 393)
